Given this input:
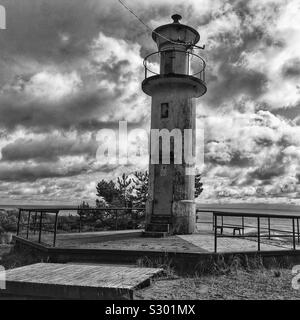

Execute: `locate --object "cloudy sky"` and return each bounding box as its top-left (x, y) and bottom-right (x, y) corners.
top-left (0, 0), bottom-right (299, 205)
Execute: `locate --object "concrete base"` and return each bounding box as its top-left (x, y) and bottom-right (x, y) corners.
top-left (145, 200), bottom-right (196, 236)
top-left (13, 236), bottom-right (300, 276)
top-left (171, 200), bottom-right (196, 234)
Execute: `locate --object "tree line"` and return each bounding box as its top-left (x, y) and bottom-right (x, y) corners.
top-left (76, 171), bottom-right (203, 231)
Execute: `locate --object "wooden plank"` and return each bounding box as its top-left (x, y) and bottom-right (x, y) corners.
top-left (1, 263), bottom-right (163, 300)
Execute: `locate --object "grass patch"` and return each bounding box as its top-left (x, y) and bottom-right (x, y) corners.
top-left (136, 253), bottom-right (298, 279)
top-left (136, 255), bottom-right (177, 279)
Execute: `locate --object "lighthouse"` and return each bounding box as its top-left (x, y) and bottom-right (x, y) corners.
top-left (142, 14), bottom-right (207, 236)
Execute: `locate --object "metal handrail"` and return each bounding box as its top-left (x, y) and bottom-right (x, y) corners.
top-left (143, 49), bottom-right (206, 82)
top-left (16, 207), bottom-right (146, 247)
top-left (196, 209), bottom-right (300, 253)
top-left (212, 212), bottom-right (300, 253)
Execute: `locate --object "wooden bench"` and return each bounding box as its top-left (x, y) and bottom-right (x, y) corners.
top-left (216, 225), bottom-right (244, 236)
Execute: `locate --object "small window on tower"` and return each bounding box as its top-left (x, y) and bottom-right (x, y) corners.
top-left (161, 103), bottom-right (169, 119)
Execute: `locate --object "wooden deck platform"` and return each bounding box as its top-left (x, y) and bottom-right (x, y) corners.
top-left (0, 263), bottom-right (163, 300)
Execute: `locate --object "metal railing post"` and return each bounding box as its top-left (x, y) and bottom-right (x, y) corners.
top-left (268, 217), bottom-right (271, 240)
top-left (214, 213), bottom-right (217, 253)
top-left (242, 216), bottom-right (245, 237)
top-left (292, 218), bottom-right (296, 250)
top-left (297, 218), bottom-right (299, 244)
top-left (53, 211), bottom-right (59, 247)
top-left (78, 206), bottom-right (82, 233)
top-left (257, 217), bottom-right (261, 252)
top-left (17, 209), bottom-right (22, 236)
top-left (26, 211), bottom-right (31, 239)
top-left (33, 212), bottom-right (38, 235)
top-left (38, 212), bottom-right (43, 244)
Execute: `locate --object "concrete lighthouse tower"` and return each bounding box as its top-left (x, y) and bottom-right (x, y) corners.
top-left (142, 14), bottom-right (206, 236)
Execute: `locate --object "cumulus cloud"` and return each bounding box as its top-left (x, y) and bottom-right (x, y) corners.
top-left (0, 0), bottom-right (300, 204)
top-left (24, 71), bottom-right (82, 101)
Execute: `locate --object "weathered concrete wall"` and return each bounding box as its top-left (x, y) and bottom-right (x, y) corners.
top-left (146, 84), bottom-right (197, 233)
top-left (172, 200), bottom-right (196, 234)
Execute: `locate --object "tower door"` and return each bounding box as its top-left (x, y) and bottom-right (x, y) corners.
top-left (153, 165), bottom-right (173, 216)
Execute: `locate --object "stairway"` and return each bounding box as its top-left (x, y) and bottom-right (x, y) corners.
top-left (143, 215), bottom-right (172, 238)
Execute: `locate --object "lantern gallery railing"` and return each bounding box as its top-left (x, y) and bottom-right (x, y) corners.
top-left (143, 49), bottom-right (206, 82)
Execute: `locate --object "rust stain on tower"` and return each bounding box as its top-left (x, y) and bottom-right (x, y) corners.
top-left (142, 14), bottom-right (207, 236)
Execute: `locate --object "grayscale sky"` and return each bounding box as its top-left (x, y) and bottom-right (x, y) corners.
top-left (0, 0), bottom-right (299, 205)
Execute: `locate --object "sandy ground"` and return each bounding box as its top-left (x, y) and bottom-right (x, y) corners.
top-left (50, 232), bottom-right (298, 253)
top-left (136, 269), bottom-right (300, 300)
top-left (57, 235), bottom-right (205, 252)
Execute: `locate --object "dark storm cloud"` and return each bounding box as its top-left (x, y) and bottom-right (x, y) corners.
top-left (273, 105), bottom-right (300, 121)
top-left (94, 59), bottom-right (132, 84)
top-left (2, 0), bottom-right (275, 134)
top-left (0, 158), bottom-right (118, 182)
top-left (248, 153), bottom-right (286, 182)
top-left (205, 145), bottom-right (253, 167)
top-left (1, 136), bottom-right (98, 162)
top-left (249, 164), bottom-right (286, 182)
top-left (0, 162), bottom-right (89, 182)
top-left (206, 65), bottom-right (268, 106)
top-left (0, 87), bottom-right (119, 132)
top-left (0, 0), bottom-right (170, 68)
top-left (254, 137), bottom-right (274, 147)
top-left (281, 58), bottom-right (300, 78)
top-left (0, 0), bottom-right (299, 202)
top-left (277, 134), bottom-right (295, 148)
top-left (0, 0), bottom-right (286, 125)
top-left (0, 0), bottom-right (146, 133)
top-left (202, 0), bottom-right (283, 108)
top-left (1, 0), bottom-right (114, 64)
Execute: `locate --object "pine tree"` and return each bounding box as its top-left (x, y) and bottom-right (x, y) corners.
top-left (116, 173), bottom-right (133, 207)
top-left (133, 171), bottom-right (149, 207)
top-left (195, 173), bottom-right (204, 198)
top-left (96, 180), bottom-right (117, 204)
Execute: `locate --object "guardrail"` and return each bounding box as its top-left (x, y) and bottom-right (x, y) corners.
top-left (143, 49), bottom-right (206, 82)
top-left (197, 209), bottom-right (300, 253)
top-left (16, 207), bottom-right (145, 247)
